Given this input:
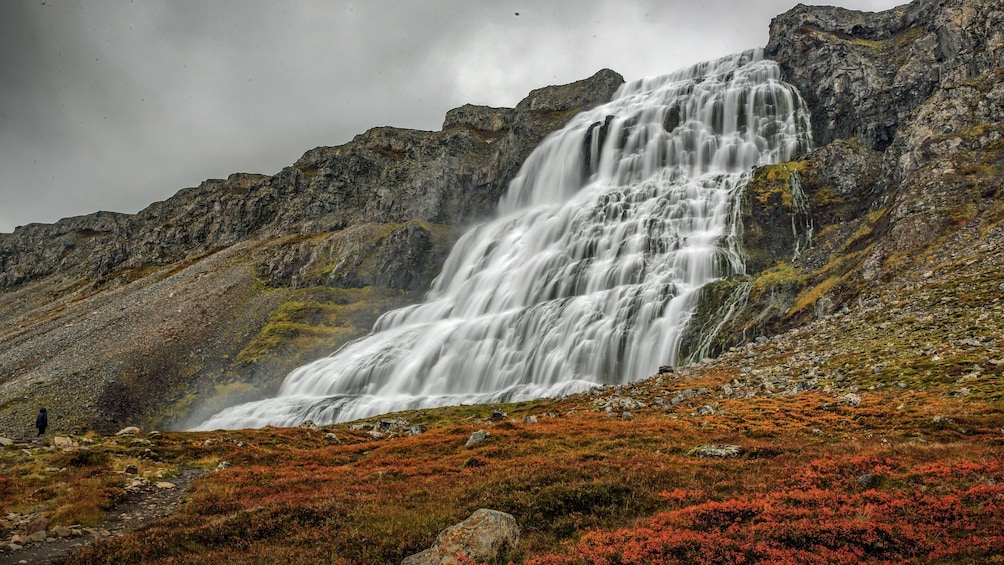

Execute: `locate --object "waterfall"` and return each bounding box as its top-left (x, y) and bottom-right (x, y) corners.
top-left (195, 49), bottom-right (811, 430)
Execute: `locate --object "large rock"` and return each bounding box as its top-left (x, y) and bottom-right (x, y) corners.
top-left (767, 1), bottom-right (942, 151)
top-left (402, 509), bottom-right (520, 565)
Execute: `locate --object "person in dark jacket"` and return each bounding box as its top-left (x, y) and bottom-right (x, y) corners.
top-left (35, 407), bottom-right (47, 436)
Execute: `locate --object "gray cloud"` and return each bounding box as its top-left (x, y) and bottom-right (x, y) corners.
top-left (0, 0), bottom-right (906, 233)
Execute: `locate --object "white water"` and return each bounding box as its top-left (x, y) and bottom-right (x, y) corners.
top-left (196, 49), bottom-right (811, 430)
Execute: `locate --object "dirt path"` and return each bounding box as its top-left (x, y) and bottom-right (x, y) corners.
top-left (1, 468), bottom-right (204, 565)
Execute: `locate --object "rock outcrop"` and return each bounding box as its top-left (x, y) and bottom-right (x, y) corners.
top-left (684, 0), bottom-right (1004, 357)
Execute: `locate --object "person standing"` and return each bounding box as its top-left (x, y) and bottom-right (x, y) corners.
top-left (35, 407), bottom-right (47, 436)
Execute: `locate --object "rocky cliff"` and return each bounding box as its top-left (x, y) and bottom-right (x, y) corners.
top-left (683, 0), bottom-right (1004, 357)
top-left (0, 70), bottom-right (623, 434)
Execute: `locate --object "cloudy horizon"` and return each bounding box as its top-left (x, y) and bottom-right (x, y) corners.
top-left (0, 0), bottom-right (906, 234)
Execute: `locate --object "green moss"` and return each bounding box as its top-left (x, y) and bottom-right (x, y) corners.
top-left (749, 262), bottom-right (807, 303)
top-left (820, 26), bottom-right (921, 53)
top-left (811, 185), bottom-right (843, 207)
top-left (747, 162), bottom-right (809, 208)
top-left (943, 203), bottom-right (975, 227)
top-left (849, 37), bottom-right (884, 49)
top-left (840, 210), bottom-right (884, 253)
top-left (789, 276), bottom-right (840, 316)
top-left (235, 286), bottom-right (413, 368)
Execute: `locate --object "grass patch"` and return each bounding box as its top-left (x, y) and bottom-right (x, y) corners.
top-left (235, 286), bottom-right (411, 368)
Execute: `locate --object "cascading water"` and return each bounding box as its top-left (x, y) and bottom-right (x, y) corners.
top-left (196, 49), bottom-right (811, 430)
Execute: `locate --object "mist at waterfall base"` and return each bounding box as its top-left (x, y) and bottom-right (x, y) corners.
top-left (195, 50), bottom-right (812, 430)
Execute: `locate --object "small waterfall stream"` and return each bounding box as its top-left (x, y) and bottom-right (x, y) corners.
top-left (196, 49), bottom-right (811, 430)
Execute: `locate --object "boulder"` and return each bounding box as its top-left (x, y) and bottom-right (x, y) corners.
top-left (401, 509), bottom-right (520, 565)
top-left (464, 430), bottom-right (489, 448)
top-left (25, 517), bottom-right (48, 536)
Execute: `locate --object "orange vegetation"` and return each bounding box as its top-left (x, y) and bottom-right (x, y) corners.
top-left (9, 379), bottom-right (991, 564)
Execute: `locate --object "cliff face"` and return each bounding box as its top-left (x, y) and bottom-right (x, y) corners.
top-left (0, 69), bottom-right (624, 291)
top-left (0, 70), bottom-right (623, 434)
top-left (684, 0), bottom-right (1004, 357)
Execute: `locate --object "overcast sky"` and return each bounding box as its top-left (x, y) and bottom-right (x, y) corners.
top-left (0, 0), bottom-right (906, 234)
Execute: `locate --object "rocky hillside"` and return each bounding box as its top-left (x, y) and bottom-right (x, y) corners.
top-left (0, 70), bottom-right (623, 434)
